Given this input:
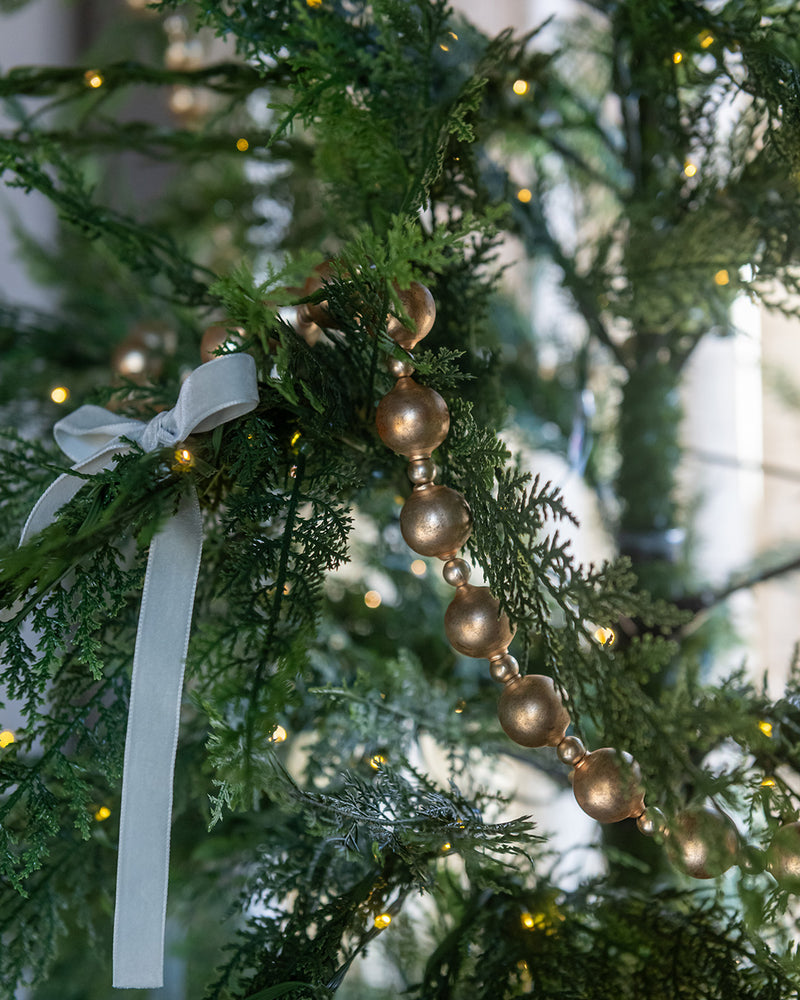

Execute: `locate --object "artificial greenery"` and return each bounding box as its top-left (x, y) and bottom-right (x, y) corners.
top-left (3, 1), bottom-right (800, 997)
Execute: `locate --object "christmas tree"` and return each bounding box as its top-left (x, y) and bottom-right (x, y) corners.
top-left (3, 1), bottom-right (800, 997)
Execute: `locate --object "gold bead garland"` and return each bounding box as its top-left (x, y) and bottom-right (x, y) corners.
top-left (291, 273), bottom-right (800, 890)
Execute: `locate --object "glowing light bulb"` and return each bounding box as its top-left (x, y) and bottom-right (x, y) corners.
top-left (0, 731), bottom-right (15, 748)
top-left (683, 161), bottom-right (698, 178)
top-left (118, 349), bottom-right (146, 375)
top-left (699, 30), bottom-right (714, 48)
top-left (517, 188), bottom-right (532, 204)
top-left (714, 269), bottom-right (730, 285)
top-left (270, 724), bottom-right (288, 743)
top-left (173, 447), bottom-right (194, 468)
top-left (95, 806), bottom-right (111, 822)
top-left (364, 590), bottom-right (382, 609)
top-left (454, 699), bottom-right (466, 714)
top-left (512, 79), bottom-right (529, 95)
top-left (521, 912), bottom-right (536, 929)
top-left (594, 626), bottom-right (615, 646)
top-left (410, 559), bottom-right (427, 576)
top-left (84, 70), bottom-right (104, 89)
top-left (441, 842), bottom-right (452, 852)
top-left (761, 776), bottom-right (776, 787)
top-left (50, 386), bottom-right (69, 404)
top-left (439, 43), bottom-right (449, 51)
top-left (758, 720), bottom-right (773, 738)
top-left (236, 137), bottom-right (250, 152)
top-left (448, 31), bottom-right (458, 40)
top-left (374, 913), bottom-right (392, 929)
top-left (306, 0), bottom-right (322, 6)
top-left (290, 430), bottom-right (302, 448)
top-left (672, 51), bottom-right (683, 64)
top-left (369, 753), bottom-right (386, 770)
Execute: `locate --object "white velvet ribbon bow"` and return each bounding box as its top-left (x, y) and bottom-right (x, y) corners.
top-left (20, 353), bottom-right (259, 989)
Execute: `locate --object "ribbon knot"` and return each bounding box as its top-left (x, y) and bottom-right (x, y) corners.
top-left (140, 409), bottom-right (181, 452)
top-left (21, 354), bottom-right (259, 989)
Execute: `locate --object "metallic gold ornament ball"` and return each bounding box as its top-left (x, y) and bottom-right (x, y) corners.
top-left (766, 821), bottom-right (800, 892)
top-left (201, 323), bottom-right (246, 363)
top-left (386, 282), bottom-right (436, 350)
top-left (400, 485), bottom-right (472, 559)
top-left (497, 674), bottom-right (570, 748)
top-left (665, 807), bottom-right (739, 879)
top-left (443, 583), bottom-right (515, 659)
top-left (636, 806), bottom-right (667, 839)
top-left (376, 377), bottom-right (450, 458)
top-left (572, 748), bottom-right (645, 824)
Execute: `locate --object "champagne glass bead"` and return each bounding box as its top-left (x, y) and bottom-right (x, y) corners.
top-left (386, 282), bottom-right (436, 350)
top-left (376, 377), bottom-right (450, 458)
top-left (400, 485), bottom-right (472, 559)
top-left (665, 807), bottom-right (739, 879)
top-left (497, 674), bottom-right (570, 748)
top-left (572, 749), bottom-right (645, 824)
top-left (444, 583), bottom-right (515, 659)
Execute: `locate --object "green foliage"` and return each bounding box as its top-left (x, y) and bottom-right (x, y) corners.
top-left (4, 0), bottom-right (800, 998)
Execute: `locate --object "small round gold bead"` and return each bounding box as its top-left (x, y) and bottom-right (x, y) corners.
top-left (386, 281), bottom-right (436, 350)
top-left (443, 584), bottom-right (515, 659)
top-left (442, 557), bottom-right (471, 587)
top-left (497, 674), bottom-right (570, 748)
top-left (556, 735), bottom-right (587, 766)
top-left (488, 652), bottom-right (519, 684)
top-left (636, 806), bottom-right (667, 839)
top-left (572, 749), bottom-right (646, 824)
top-left (387, 355), bottom-right (416, 378)
top-left (408, 458), bottom-right (437, 486)
top-left (400, 485), bottom-right (472, 559)
top-left (376, 377), bottom-right (450, 459)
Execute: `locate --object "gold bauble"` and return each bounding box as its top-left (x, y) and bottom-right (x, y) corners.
top-left (375, 377), bottom-right (450, 458)
top-left (300, 262), bottom-right (339, 329)
top-left (112, 322), bottom-right (175, 382)
top-left (200, 323), bottom-right (245, 363)
top-left (386, 282), bottom-right (436, 350)
top-left (497, 674), bottom-right (570, 748)
top-left (766, 822), bottom-right (800, 892)
top-left (443, 583), bottom-right (515, 659)
top-left (400, 485), bottom-right (472, 559)
top-left (572, 749), bottom-right (645, 824)
top-left (294, 310), bottom-right (323, 347)
top-left (665, 807), bottom-right (739, 879)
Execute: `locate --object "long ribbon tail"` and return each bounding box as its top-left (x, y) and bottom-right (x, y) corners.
top-left (112, 490), bottom-right (203, 989)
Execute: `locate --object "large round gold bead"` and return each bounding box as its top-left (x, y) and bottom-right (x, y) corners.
top-left (387, 282), bottom-right (436, 350)
top-left (572, 749), bottom-right (645, 824)
top-left (497, 674), bottom-right (570, 748)
top-left (766, 822), bottom-right (800, 892)
top-left (400, 485), bottom-right (472, 559)
top-left (666, 807), bottom-right (739, 879)
top-left (443, 584), bottom-right (515, 659)
top-left (200, 323), bottom-right (245, 363)
top-left (375, 377), bottom-right (450, 458)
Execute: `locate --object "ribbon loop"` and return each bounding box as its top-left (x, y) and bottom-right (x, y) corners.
top-left (21, 353), bottom-right (259, 989)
